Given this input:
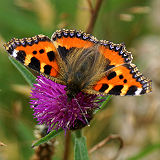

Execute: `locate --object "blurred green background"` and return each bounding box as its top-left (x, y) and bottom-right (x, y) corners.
top-left (0, 0), bottom-right (159, 160)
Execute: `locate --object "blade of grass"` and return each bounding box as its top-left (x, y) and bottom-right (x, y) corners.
top-left (9, 57), bottom-right (36, 87)
top-left (128, 143), bottom-right (160, 160)
top-left (32, 128), bottom-right (63, 148)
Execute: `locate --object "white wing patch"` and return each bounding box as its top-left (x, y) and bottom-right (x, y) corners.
top-left (12, 50), bottom-right (18, 58)
top-left (135, 88), bottom-right (142, 95)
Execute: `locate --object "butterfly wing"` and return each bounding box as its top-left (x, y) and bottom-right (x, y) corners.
top-left (4, 35), bottom-right (65, 84)
top-left (51, 29), bottom-right (132, 68)
top-left (86, 63), bottom-right (152, 96)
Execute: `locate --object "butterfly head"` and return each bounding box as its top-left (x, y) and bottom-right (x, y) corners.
top-left (65, 82), bottom-right (81, 101)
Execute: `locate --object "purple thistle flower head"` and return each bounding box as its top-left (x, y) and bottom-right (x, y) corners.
top-left (30, 75), bottom-right (103, 131)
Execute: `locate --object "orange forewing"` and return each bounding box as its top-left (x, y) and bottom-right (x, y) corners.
top-left (55, 37), bottom-right (94, 49)
top-left (52, 30), bottom-right (132, 70)
top-left (16, 41), bottom-right (58, 77)
top-left (4, 36), bottom-right (59, 77)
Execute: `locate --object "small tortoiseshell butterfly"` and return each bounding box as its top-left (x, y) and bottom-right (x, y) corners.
top-left (4, 29), bottom-right (152, 100)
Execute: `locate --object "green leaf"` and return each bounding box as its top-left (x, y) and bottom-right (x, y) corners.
top-left (9, 57), bottom-right (36, 87)
top-left (32, 128), bottom-right (63, 148)
top-left (94, 95), bottom-right (112, 114)
top-left (74, 130), bottom-right (89, 160)
top-left (100, 95), bottom-right (112, 109)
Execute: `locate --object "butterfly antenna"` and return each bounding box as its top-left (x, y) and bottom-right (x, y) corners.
top-left (73, 95), bottom-right (90, 127)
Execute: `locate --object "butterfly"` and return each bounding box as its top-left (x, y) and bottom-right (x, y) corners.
top-left (4, 29), bottom-right (152, 100)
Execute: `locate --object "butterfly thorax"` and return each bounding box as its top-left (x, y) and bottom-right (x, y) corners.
top-left (62, 46), bottom-right (107, 101)
top-left (65, 82), bottom-right (81, 101)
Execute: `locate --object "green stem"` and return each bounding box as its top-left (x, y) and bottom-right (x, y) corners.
top-left (75, 130), bottom-right (82, 138)
top-left (74, 129), bottom-right (89, 160)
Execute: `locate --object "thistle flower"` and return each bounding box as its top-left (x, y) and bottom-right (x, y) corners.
top-left (30, 75), bottom-right (103, 131)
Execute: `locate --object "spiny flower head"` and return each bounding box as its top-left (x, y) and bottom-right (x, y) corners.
top-left (30, 75), bottom-right (102, 131)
